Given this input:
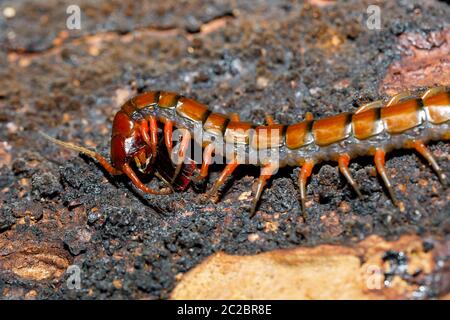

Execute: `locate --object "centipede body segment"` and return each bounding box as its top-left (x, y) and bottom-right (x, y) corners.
top-left (41, 86), bottom-right (449, 217)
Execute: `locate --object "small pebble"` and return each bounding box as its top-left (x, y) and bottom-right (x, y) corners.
top-left (256, 77), bottom-right (269, 89)
top-left (238, 191), bottom-right (251, 201)
top-left (247, 233), bottom-right (260, 242)
top-left (3, 7), bottom-right (16, 18)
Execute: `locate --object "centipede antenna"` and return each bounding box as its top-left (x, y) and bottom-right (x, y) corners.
top-left (39, 131), bottom-right (121, 175)
top-left (40, 131), bottom-right (97, 158)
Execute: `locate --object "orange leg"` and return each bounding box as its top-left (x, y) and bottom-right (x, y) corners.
top-left (298, 160), bottom-right (315, 217)
top-left (171, 129), bottom-right (191, 183)
top-left (355, 100), bottom-right (383, 114)
top-left (94, 155), bottom-right (122, 175)
top-left (374, 149), bottom-right (398, 206)
top-left (421, 86), bottom-right (447, 100)
top-left (39, 132), bottom-right (121, 176)
top-left (121, 163), bottom-right (171, 195)
top-left (164, 121), bottom-right (173, 156)
top-left (264, 113), bottom-right (275, 126)
top-left (139, 118), bottom-right (158, 162)
top-left (386, 91), bottom-right (411, 107)
top-left (230, 113), bottom-right (240, 122)
top-left (198, 143), bottom-right (215, 179)
top-left (148, 116), bottom-right (158, 161)
top-left (139, 120), bottom-right (151, 145)
top-left (207, 161), bottom-right (239, 199)
top-left (250, 163), bottom-right (278, 217)
top-left (337, 153), bottom-right (363, 198)
top-left (191, 143), bottom-right (215, 190)
top-left (414, 141), bottom-right (447, 185)
top-left (305, 112), bottom-right (314, 121)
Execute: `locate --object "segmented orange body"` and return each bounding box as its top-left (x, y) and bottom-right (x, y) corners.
top-left (42, 87), bottom-right (449, 216)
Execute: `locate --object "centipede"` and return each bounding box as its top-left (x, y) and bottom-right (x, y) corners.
top-left (41, 86), bottom-right (449, 217)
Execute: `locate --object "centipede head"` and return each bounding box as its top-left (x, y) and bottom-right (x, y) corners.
top-left (111, 111), bottom-right (154, 174)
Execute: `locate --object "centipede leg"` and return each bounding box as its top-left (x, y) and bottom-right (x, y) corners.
top-left (164, 121), bottom-right (174, 156)
top-left (264, 113), bottom-right (275, 125)
top-left (139, 119), bottom-right (151, 145)
top-left (171, 129), bottom-right (191, 183)
top-left (121, 163), bottom-right (171, 195)
top-left (250, 163), bottom-right (278, 217)
top-left (192, 143), bottom-right (215, 187)
top-left (138, 118), bottom-right (157, 162)
top-left (207, 161), bottom-right (239, 199)
top-left (230, 113), bottom-right (240, 122)
top-left (337, 153), bottom-right (363, 198)
top-left (414, 141), bottom-right (447, 185)
top-left (355, 100), bottom-right (383, 114)
top-left (298, 160), bottom-right (314, 218)
top-left (374, 149), bottom-right (398, 206)
top-left (386, 91), bottom-right (412, 106)
top-left (421, 86), bottom-right (447, 100)
top-left (93, 156), bottom-right (122, 176)
top-left (141, 120), bottom-right (174, 191)
top-left (148, 116), bottom-right (158, 162)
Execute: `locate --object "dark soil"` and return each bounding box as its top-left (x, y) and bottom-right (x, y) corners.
top-left (0, 0), bottom-right (449, 299)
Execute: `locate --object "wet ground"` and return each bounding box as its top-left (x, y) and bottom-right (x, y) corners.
top-left (0, 0), bottom-right (449, 299)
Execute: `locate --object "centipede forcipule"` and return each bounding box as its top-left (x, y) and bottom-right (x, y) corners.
top-left (41, 86), bottom-right (449, 217)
